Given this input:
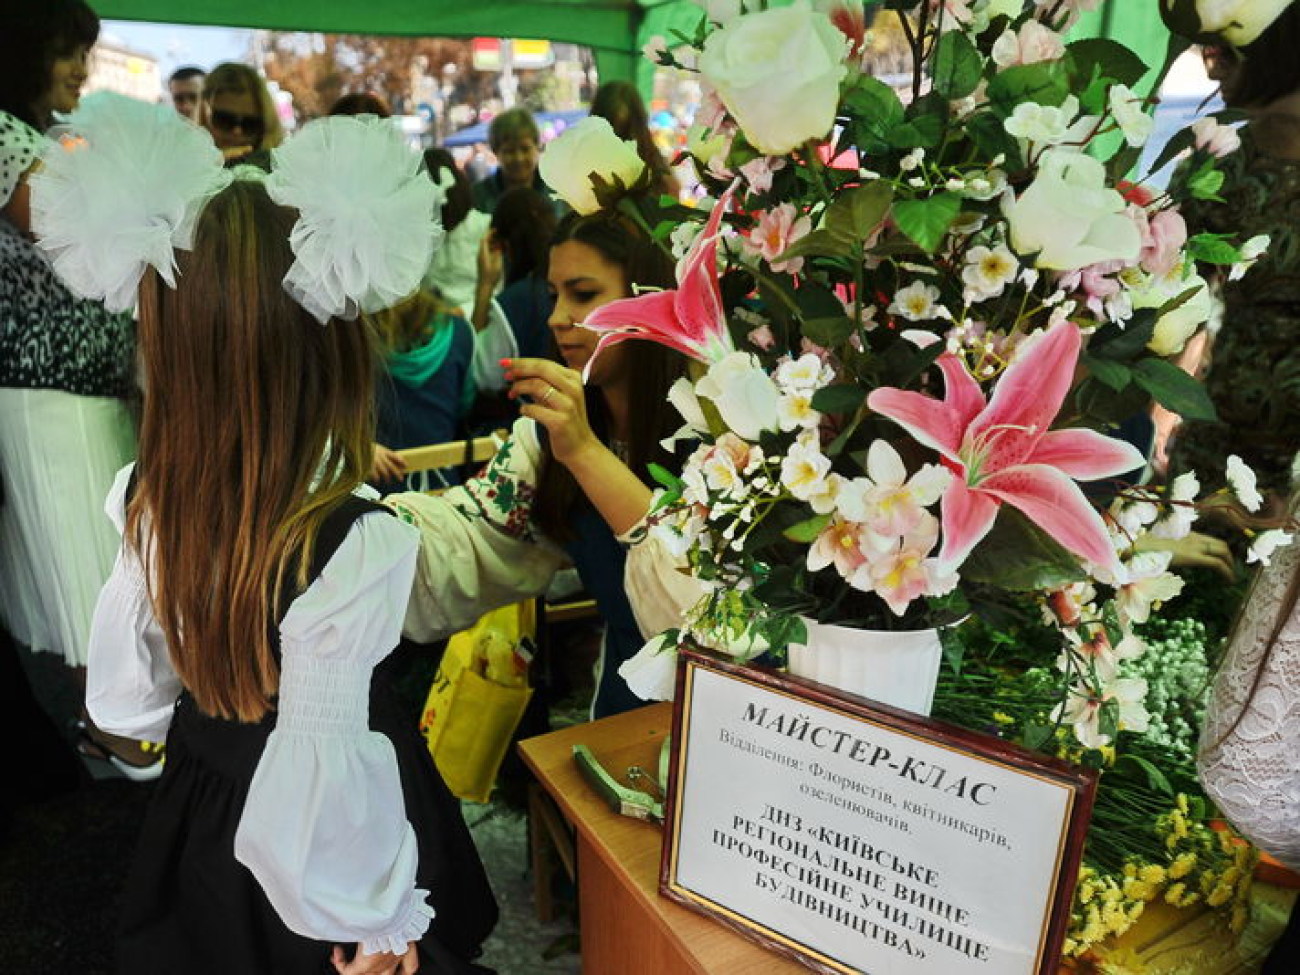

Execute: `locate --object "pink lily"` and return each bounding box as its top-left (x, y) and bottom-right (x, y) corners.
top-left (866, 322), bottom-right (1143, 574)
top-left (580, 183), bottom-right (737, 375)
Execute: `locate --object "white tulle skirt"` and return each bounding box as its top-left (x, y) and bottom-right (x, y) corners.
top-left (0, 388), bottom-right (135, 666)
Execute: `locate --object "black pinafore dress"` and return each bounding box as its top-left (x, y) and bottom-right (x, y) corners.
top-left (115, 497), bottom-right (498, 974)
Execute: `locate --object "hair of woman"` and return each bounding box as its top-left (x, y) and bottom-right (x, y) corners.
top-left (589, 80), bottom-right (669, 180)
top-left (490, 185), bottom-right (558, 285)
top-left (487, 107), bottom-right (539, 151)
top-left (0, 0), bottom-right (99, 130)
top-left (1219, 6), bottom-right (1300, 109)
top-left (328, 91), bottom-right (392, 119)
top-left (422, 147), bottom-right (472, 233)
top-left (202, 62), bottom-right (285, 151)
top-left (128, 179), bottom-right (376, 723)
top-left (531, 209), bottom-right (681, 542)
top-left (365, 288), bottom-right (455, 356)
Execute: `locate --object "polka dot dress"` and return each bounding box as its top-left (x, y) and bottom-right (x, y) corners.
top-left (0, 111), bottom-right (43, 211)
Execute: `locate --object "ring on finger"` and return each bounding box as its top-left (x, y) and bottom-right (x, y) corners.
top-left (541, 386), bottom-right (555, 405)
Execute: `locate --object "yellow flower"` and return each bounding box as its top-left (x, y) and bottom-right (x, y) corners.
top-left (1176, 793), bottom-right (1190, 815)
top-left (1231, 902), bottom-right (1250, 933)
top-left (992, 710), bottom-right (1015, 725)
top-left (1207, 883), bottom-right (1233, 907)
top-left (1098, 947), bottom-right (1151, 974)
top-left (1168, 852), bottom-right (1197, 879)
top-left (1164, 882), bottom-right (1186, 905)
top-left (1139, 864), bottom-right (1166, 885)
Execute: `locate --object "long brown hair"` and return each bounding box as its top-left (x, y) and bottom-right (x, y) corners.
top-left (531, 210), bottom-right (681, 542)
top-left (128, 179), bottom-right (376, 722)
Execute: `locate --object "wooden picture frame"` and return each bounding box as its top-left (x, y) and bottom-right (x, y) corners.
top-left (659, 648), bottom-right (1097, 975)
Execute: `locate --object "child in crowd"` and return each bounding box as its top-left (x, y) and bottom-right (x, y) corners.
top-left (470, 107), bottom-right (562, 218)
top-left (32, 97), bottom-right (495, 975)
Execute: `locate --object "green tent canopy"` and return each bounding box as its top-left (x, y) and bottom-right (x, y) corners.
top-left (91, 0), bottom-right (707, 93)
top-left (91, 1), bottom-right (1171, 94)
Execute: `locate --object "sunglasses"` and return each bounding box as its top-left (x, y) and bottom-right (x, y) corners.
top-left (209, 108), bottom-right (264, 134)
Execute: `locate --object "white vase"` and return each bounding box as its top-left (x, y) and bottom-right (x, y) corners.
top-left (785, 619), bottom-right (943, 717)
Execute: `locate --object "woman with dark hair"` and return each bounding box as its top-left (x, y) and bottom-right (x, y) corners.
top-left (589, 80), bottom-right (680, 198)
top-left (1168, 6), bottom-right (1300, 505)
top-left (1198, 493), bottom-right (1300, 972)
top-left (472, 185), bottom-right (558, 360)
top-left (389, 210), bottom-right (693, 718)
top-left (0, 0), bottom-right (146, 775)
top-left (329, 91), bottom-right (392, 118)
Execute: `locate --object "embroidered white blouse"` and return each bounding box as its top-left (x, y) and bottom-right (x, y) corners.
top-left (85, 464), bottom-right (433, 955)
top-left (1198, 507), bottom-right (1300, 872)
top-left (390, 416), bottom-right (705, 646)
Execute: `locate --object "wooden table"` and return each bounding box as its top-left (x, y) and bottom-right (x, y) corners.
top-left (519, 703), bottom-right (807, 974)
top-left (519, 704), bottom-right (1297, 975)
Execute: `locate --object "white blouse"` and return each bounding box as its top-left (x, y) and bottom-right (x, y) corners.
top-left (1198, 508), bottom-right (1300, 872)
top-left (391, 416), bottom-right (706, 648)
top-left (86, 465), bottom-right (433, 955)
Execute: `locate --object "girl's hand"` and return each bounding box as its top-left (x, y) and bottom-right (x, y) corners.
top-left (371, 444), bottom-right (407, 485)
top-left (503, 357), bottom-right (599, 469)
top-left (476, 229), bottom-right (504, 293)
top-left (330, 943), bottom-right (418, 975)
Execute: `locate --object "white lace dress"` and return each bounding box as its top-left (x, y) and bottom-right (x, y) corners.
top-left (1198, 516), bottom-right (1300, 871)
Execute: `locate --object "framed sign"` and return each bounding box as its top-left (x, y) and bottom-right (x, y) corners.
top-left (660, 649), bottom-right (1096, 975)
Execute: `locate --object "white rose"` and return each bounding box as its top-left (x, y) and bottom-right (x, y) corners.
top-left (1131, 272), bottom-right (1212, 356)
top-left (695, 351), bottom-right (782, 441)
top-left (1108, 84), bottom-right (1154, 148)
top-left (1171, 0), bottom-right (1294, 46)
top-left (618, 634), bottom-right (681, 702)
top-left (1003, 148), bottom-right (1142, 270)
top-left (691, 0), bottom-right (746, 24)
top-left (538, 116), bottom-right (647, 215)
top-left (698, 3), bottom-right (848, 155)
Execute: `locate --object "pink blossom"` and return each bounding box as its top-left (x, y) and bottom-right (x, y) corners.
top-left (808, 517), bottom-right (873, 579)
top-left (1141, 209), bottom-right (1187, 279)
top-left (1190, 117), bottom-right (1241, 158)
top-left (695, 84), bottom-right (729, 132)
top-left (582, 183), bottom-right (738, 368)
top-left (992, 20), bottom-right (1065, 68)
top-left (744, 203), bottom-right (812, 274)
top-left (820, 0), bottom-right (868, 58)
top-left (642, 35), bottom-right (669, 64)
top-left (747, 324), bottom-right (776, 350)
top-left (738, 155), bottom-right (787, 194)
top-left (866, 321), bottom-right (1144, 575)
top-left (1058, 259), bottom-right (1125, 319)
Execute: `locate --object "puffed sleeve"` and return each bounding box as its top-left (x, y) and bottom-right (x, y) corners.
top-left (388, 418), bottom-right (568, 642)
top-left (233, 510), bottom-right (433, 954)
top-left (86, 463), bottom-right (182, 743)
top-left (619, 499), bottom-right (710, 640)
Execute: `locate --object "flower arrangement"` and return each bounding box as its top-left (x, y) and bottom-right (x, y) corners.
top-left (538, 0), bottom-right (1295, 739)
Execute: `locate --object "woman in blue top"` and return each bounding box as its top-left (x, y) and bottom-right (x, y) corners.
top-left (370, 289), bottom-right (476, 490)
top-left (387, 209), bottom-right (694, 718)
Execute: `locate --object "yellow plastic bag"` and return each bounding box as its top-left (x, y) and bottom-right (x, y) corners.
top-left (419, 601), bottom-right (535, 802)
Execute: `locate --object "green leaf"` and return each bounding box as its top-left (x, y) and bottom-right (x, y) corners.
top-left (1080, 354), bottom-right (1132, 392)
top-left (1131, 358), bottom-right (1218, 421)
top-left (802, 315), bottom-right (857, 348)
top-left (783, 514), bottom-right (832, 544)
top-left (1156, 284), bottom-right (1206, 319)
top-left (774, 228), bottom-right (857, 263)
top-left (825, 182), bottom-right (895, 241)
top-left (1021, 722), bottom-right (1054, 751)
top-left (1066, 38), bottom-right (1149, 88)
top-left (1145, 127), bottom-right (1196, 178)
top-left (810, 383), bottom-right (867, 415)
top-left (1186, 232), bottom-right (1241, 265)
top-left (1089, 309), bottom-right (1158, 360)
top-left (647, 462), bottom-right (682, 491)
top-left (892, 192), bottom-right (962, 253)
top-left (1072, 377), bottom-right (1152, 426)
top-left (932, 30), bottom-right (983, 100)
top-left (1186, 161), bottom-right (1225, 200)
top-left (844, 77), bottom-right (905, 152)
top-left (793, 279), bottom-right (847, 321)
top-left (986, 60), bottom-right (1070, 116)
top-left (964, 110), bottom-right (1023, 171)
top-left (959, 508), bottom-right (1087, 592)
top-left (890, 114), bottom-right (945, 149)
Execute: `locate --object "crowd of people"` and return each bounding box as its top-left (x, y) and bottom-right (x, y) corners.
top-left (2, 0), bottom-right (1298, 973)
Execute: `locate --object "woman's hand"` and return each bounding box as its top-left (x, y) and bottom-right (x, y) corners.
top-left (330, 943), bottom-right (418, 975)
top-left (371, 444), bottom-right (407, 485)
top-left (476, 229), bottom-right (504, 291)
top-left (503, 357), bottom-right (600, 469)
top-left (1135, 530), bottom-right (1236, 582)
